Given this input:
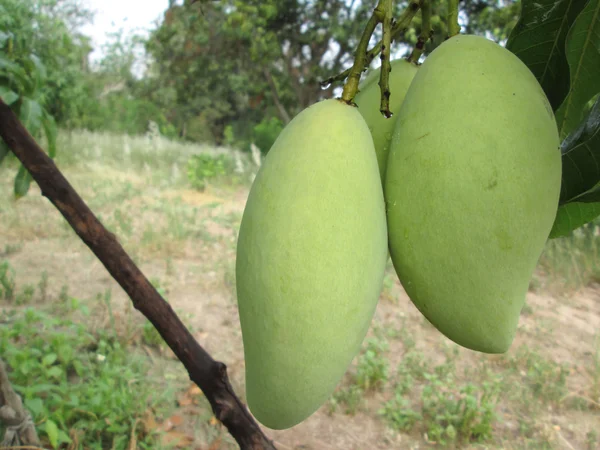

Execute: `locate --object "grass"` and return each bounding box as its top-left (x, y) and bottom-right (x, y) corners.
top-left (0, 305), bottom-right (178, 449)
top-left (1, 127), bottom-right (600, 449)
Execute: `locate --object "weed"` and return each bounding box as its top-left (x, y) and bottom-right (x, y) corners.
top-left (327, 337), bottom-right (390, 415)
top-left (1, 242), bottom-right (23, 256)
top-left (16, 283), bottom-right (35, 305)
top-left (0, 260), bottom-right (16, 301)
top-left (380, 352), bottom-right (500, 446)
top-left (38, 270), bottom-right (49, 301)
top-left (354, 337), bottom-right (390, 391)
top-left (0, 308), bottom-right (176, 449)
top-left (510, 346), bottom-right (570, 406)
top-left (587, 429), bottom-right (598, 450)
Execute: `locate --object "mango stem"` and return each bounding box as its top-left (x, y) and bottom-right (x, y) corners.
top-left (379, 0), bottom-right (393, 117)
top-left (332, 0), bottom-right (420, 104)
top-left (447, 0), bottom-right (460, 38)
top-left (408, 0), bottom-right (432, 63)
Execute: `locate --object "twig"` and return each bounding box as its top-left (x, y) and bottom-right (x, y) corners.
top-left (0, 99), bottom-right (276, 450)
top-left (408, 0), bottom-right (432, 62)
top-left (320, 1), bottom-right (420, 90)
top-left (340, 0), bottom-right (385, 104)
top-left (378, 0), bottom-right (393, 117)
top-left (447, 0), bottom-right (460, 38)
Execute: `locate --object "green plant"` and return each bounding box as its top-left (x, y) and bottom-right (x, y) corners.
top-left (0, 260), bottom-right (16, 301)
top-left (420, 378), bottom-right (500, 445)
top-left (354, 337), bottom-right (390, 391)
top-left (510, 346), bottom-right (570, 406)
top-left (186, 153), bottom-right (236, 191)
top-left (252, 116), bottom-right (284, 156)
top-left (15, 283), bottom-right (35, 305)
top-left (0, 308), bottom-right (175, 449)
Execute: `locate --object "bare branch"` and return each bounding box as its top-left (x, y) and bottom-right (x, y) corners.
top-left (0, 99), bottom-right (277, 450)
top-left (263, 68), bottom-right (291, 124)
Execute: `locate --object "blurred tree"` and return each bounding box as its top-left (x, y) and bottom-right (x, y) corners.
top-left (144, 0), bottom-right (520, 147)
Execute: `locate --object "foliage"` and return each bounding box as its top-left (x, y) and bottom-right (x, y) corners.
top-left (0, 307), bottom-right (175, 449)
top-left (504, 0), bottom-right (600, 237)
top-left (186, 152), bottom-right (237, 191)
top-left (252, 116), bottom-right (284, 155)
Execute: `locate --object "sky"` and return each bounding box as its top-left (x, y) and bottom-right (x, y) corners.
top-left (80, 0), bottom-right (177, 64)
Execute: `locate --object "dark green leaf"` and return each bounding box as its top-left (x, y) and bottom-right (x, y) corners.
top-left (42, 109), bottom-right (58, 158)
top-left (554, 0), bottom-right (600, 138)
top-left (506, 0), bottom-right (589, 111)
top-left (549, 201), bottom-right (600, 237)
top-left (0, 85), bottom-right (19, 105)
top-left (14, 164), bottom-right (33, 199)
top-left (0, 55), bottom-right (29, 91)
top-left (570, 183), bottom-right (600, 201)
top-left (19, 97), bottom-right (43, 137)
top-left (559, 96), bottom-right (600, 203)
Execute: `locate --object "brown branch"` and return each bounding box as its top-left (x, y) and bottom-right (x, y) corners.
top-left (0, 99), bottom-right (277, 450)
top-left (263, 68), bottom-right (291, 124)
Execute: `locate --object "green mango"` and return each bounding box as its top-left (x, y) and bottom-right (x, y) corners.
top-left (385, 35), bottom-right (561, 354)
top-left (236, 98), bottom-right (388, 429)
top-left (355, 59), bottom-right (419, 182)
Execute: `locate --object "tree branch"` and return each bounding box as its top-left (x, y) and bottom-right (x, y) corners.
top-left (263, 68), bottom-right (291, 124)
top-left (0, 99), bottom-right (277, 450)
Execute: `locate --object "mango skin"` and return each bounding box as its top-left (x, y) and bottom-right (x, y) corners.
top-left (385, 35), bottom-right (561, 354)
top-left (355, 59), bottom-right (419, 182)
top-left (236, 98), bottom-right (388, 429)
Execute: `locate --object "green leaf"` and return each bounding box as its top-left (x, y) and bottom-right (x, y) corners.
top-left (42, 353), bottom-right (58, 366)
top-left (0, 85), bottom-right (19, 105)
top-left (549, 201), bottom-right (600, 237)
top-left (24, 397), bottom-right (44, 417)
top-left (506, 0), bottom-right (589, 111)
top-left (559, 96), bottom-right (600, 203)
top-left (14, 164), bottom-right (33, 199)
top-left (19, 97), bottom-right (43, 137)
top-left (42, 109), bottom-right (58, 158)
top-left (0, 55), bottom-right (29, 92)
top-left (555, 0), bottom-right (600, 138)
top-left (44, 419), bottom-right (59, 449)
top-left (0, 30), bottom-right (13, 47)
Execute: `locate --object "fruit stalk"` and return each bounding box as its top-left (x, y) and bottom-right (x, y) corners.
top-left (379, 0), bottom-right (393, 117)
top-left (341, 0), bottom-right (387, 104)
top-left (408, 0), bottom-right (432, 62)
top-left (447, 0), bottom-right (460, 38)
top-left (327, 0), bottom-right (420, 94)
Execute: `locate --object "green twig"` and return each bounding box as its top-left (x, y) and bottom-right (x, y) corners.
top-left (340, 1), bottom-right (386, 105)
top-left (408, 0), bottom-right (432, 62)
top-left (320, 1), bottom-right (421, 90)
top-left (379, 0), bottom-right (393, 117)
top-left (447, 0), bottom-right (460, 38)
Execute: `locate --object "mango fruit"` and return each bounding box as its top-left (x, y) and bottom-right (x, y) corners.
top-left (236, 98), bottom-right (388, 429)
top-left (385, 34), bottom-right (561, 354)
top-left (355, 59), bottom-right (419, 181)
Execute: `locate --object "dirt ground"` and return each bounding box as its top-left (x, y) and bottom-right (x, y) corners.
top-left (1, 161), bottom-right (599, 450)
